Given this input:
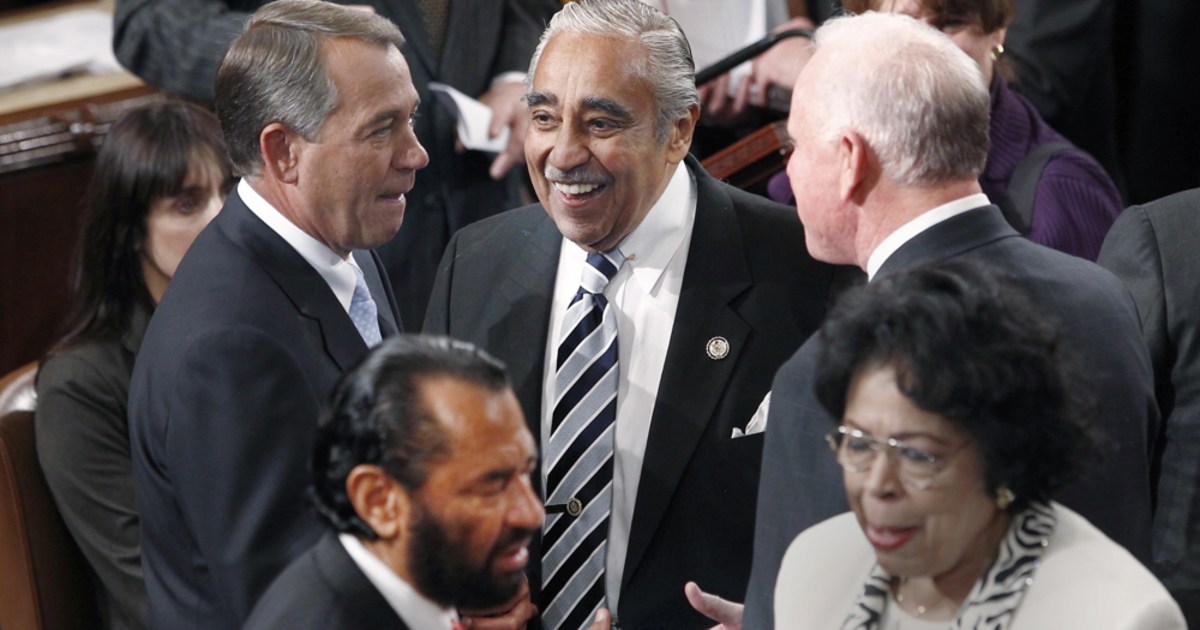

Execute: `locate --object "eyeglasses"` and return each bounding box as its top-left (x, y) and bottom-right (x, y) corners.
top-left (825, 425), bottom-right (967, 490)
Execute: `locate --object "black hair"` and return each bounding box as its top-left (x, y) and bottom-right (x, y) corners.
top-left (814, 260), bottom-right (1093, 512)
top-left (52, 100), bottom-right (231, 352)
top-left (310, 335), bottom-right (510, 537)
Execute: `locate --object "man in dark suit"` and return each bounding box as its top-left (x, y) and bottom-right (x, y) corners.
top-left (424, 1), bottom-right (846, 627)
top-left (113, 0), bottom-right (560, 329)
top-left (245, 336), bottom-right (544, 630)
top-left (728, 12), bottom-right (1157, 630)
top-left (1099, 189), bottom-right (1200, 627)
top-left (128, 2), bottom-right (422, 627)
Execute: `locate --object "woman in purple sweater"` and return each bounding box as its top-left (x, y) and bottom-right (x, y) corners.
top-left (769, 0), bottom-right (1122, 260)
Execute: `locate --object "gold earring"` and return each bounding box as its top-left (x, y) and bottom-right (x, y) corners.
top-left (996, 485), bottom-right (1015, 510)
top-left (991, 43), bottom-right (1005, 61)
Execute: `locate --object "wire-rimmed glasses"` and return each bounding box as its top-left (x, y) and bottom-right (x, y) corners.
top-left (825, 424), bottom-right (967, 490)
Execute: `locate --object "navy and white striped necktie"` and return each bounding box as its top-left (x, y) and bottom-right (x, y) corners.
top-left (542, 249), bottom-right (624, 629)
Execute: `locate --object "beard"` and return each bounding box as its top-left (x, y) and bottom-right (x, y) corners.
top-left (407, 500), bottom-right (535, 610)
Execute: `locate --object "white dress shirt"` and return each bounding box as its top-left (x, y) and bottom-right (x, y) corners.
top-left (541, 164), bottom-right (697, 616)
top-left (866, 193), bottom-right (991, 280)
top-left (339, 534), bottom-right (460, 630)
top-left (239, 179), bottom-right (365, 314)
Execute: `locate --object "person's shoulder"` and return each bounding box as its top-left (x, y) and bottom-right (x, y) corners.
top-left (244, 543), bottom-right (339, 630)
top-left (1019, 503), bottom-right (1186, 628)
top-left (36, 335), bottom-right (135, 408)
top-left (454, 203), bottom-right (550, 243)
top-left (776, 512), bottom-right (872, 627)
top-left (1122, 188), bottom-right (1200, 234)
top-left (247, 536), bottom-right (407, 630)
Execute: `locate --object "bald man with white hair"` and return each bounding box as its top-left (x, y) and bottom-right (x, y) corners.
top-left (685, 11), bottom-right (1158, 629)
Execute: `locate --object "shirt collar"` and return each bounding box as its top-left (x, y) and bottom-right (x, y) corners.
top-left (866, 193), bottom-right (990, 280)
top-left (562, 162), bottom-right (695, 294)
top-left (238, 179), bottom-right (360, 311)
top-left (339, 534), bottom-right (460, 630)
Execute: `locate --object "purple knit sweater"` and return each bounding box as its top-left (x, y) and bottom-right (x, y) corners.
top-left (767, 76), bottom-right (1124, 260)
top-left (981, 76), bottom-right (1123, 260)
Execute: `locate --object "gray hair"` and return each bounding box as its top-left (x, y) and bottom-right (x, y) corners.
top-left (526, 0), bottom-right (699, 144)
top-left (214, 0), bottom-right (405, 177)
top-left (810, 12), bottom-right (991, 186)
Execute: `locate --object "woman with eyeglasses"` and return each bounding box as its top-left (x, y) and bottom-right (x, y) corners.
top-left (773, 260), bottom-right (1183, 628)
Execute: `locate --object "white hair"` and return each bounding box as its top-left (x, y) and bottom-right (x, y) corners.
top-left (525, 0), bottom-right (699, 144)
top-left (811, 12), bottom-right (991, 186)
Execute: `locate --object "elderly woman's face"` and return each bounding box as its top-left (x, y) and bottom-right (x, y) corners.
top-left (875, 0), bottom-right (1006, 84)
top-left (841, 365), bottom-right (1011, 580)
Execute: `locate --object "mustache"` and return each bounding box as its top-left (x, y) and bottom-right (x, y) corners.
top-left (544, 165), bottom-right (606, 185)
top-left (493, 526), bottom-right (538, 554)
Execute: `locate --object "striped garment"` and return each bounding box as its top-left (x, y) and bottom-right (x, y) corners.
top-left (841, 501), bottom-right (1057, 629)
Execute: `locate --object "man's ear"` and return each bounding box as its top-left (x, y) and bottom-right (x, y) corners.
top-left (837, 130), bottom-right (870, 203)
top-left (261, 122), bottom-right (302, 185)
top-left (665, 105), bottom-right (701, 164)
top-left (346, 464), bottom-right (409, 540)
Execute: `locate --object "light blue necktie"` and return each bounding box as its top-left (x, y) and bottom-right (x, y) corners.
top-left (349, 264), bottom-right (382, 348)
top-left (542, 249), bottom-right (624, 630)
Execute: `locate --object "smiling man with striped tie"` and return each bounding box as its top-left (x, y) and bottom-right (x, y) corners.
top-left (424, 1), bottom-right (849, 627)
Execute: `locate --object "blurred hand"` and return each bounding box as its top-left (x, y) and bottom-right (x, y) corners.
top-left (684, 581), bottom-right (744, 630)
top-left (476, 80), bottom-right (529, 180)
top-left (461, 579), bottom-right (537, 630)
top-left (699, 17), bottom-right (815, 124)
top-left (747, 17), bottom-right (817, 108)
top-left (585, 607), bottom-right (613, 629)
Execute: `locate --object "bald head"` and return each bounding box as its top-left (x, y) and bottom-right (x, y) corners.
top-left (805, 12), bottom-right (991, 187)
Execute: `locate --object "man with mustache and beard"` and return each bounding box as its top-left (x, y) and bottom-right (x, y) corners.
top-left (424, 1), bottom-right (850, 626)
top-left (245, 335), bottom-right (544, 630)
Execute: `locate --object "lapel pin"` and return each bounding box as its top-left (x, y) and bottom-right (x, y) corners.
top-left (706, 336), bottom-right (730, 360)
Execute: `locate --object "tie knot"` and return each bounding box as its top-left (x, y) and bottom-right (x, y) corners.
top-left (581, 249), bottom-right (623, 294)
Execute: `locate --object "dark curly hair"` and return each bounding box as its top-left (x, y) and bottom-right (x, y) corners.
top-left (310, 335), bottom-right (510, 538)
top-left (814, 260), bottom-right (1093, 512)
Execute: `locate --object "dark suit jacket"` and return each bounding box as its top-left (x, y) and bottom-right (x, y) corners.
top-left (742, 205), bottom-right (1158, 630)
top-left (113, 0), bottom-right (558, 329)
top-left (425, 158), bottom-right (850, 628)
top-left (243, 534), bottom-right (410, 630)
top-left (128, 191), bottom-right (401, 629)
top-left (1099, 189), bottom-right (1200, 626)
top-left (35, 305), bottom-right (151, 630)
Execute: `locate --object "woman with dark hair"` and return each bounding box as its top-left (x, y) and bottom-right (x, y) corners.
top-left (35, 100), bottom-right (230, 629)
top-left (770, 0), bottom-right (1123, 261)
top-left (775, 261), bottom-right (1183, 628)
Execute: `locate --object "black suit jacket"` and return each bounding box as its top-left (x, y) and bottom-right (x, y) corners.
top-left (1099, 189), bottom-right (1200, 626)
top-left (742, 205), bottom-right (1158, 629)
top-left (113, 0), bottom-right (558, 329)
top-left (243, 534), bottom-right (410, 630)
top-left (425, 158), bottom-right (850, 628)
top-left (129, 192), bottom-right (401, 629)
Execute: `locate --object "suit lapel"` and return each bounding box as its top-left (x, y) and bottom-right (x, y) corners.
top-left (484, 211), bottom-right (561, 440)
top-left (622, 161), bottom-right (753, 589)
top-left (220, 191), bottom-right (367, 373)
top-left (313, 534), bottom-right (410, 628)
top-left (440, 0), bottom-right (500, 88)
top-left (877, 206), bottom-right (1020, 276)
top-left (380, 0), bottom-right (437, 79)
